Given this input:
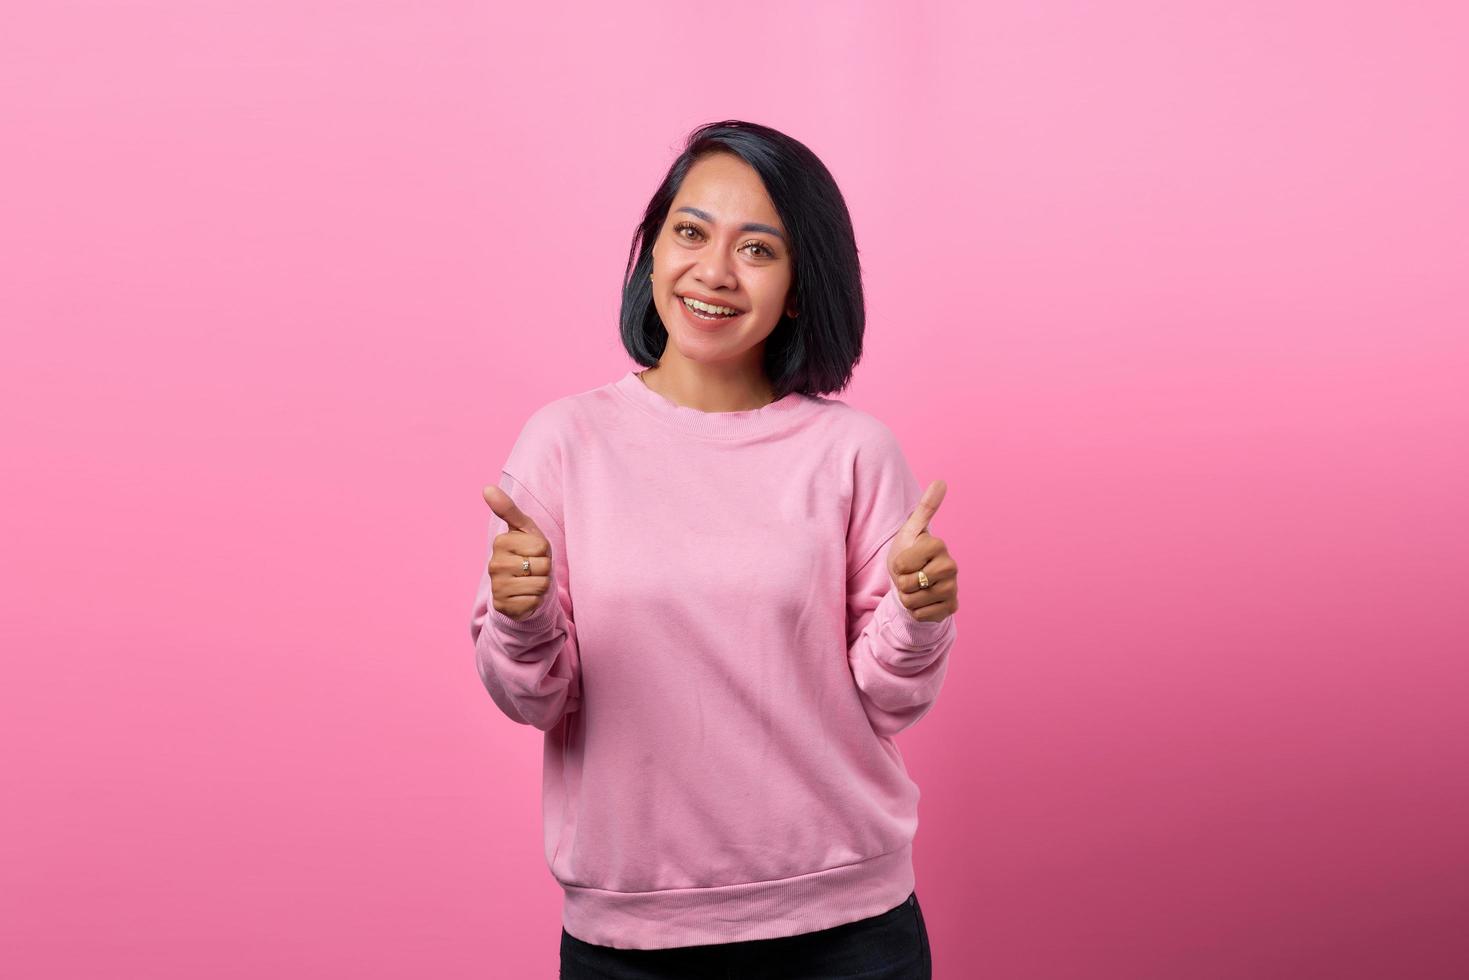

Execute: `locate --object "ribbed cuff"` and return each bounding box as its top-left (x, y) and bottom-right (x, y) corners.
top-left (875, 585), bottom-right (952, 659)
top-left (487, 568), bottom-right (562, 635)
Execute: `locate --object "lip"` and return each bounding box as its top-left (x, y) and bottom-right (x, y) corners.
top-left (676, 293), bottom-right (745, 331)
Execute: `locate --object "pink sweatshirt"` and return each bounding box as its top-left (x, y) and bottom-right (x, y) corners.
top-left (470, 368), bottom-right (958, 950)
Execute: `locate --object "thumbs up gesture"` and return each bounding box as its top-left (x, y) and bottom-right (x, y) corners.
top-left (886, 479), bottom-right (959, 623)
top-left (482, 484), bottom-right (554, 622)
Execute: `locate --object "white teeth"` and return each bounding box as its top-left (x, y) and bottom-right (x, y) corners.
top-left (681, 295), bottom-right (738, 316)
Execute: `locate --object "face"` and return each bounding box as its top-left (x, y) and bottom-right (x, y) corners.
top-left (650, 152), bottom-right (796, 369)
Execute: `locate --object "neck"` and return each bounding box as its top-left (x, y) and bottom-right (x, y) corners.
top-left (640, 361), bottom-right (776, 412)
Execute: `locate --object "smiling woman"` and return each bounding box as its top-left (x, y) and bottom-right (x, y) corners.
top-left (471, 119), bottom-right (955, 980)
top-left (620, 120), bottom-right (869, 412)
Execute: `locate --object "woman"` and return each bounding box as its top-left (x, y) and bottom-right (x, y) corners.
top-left (471, 120), bottom-right (960, 979)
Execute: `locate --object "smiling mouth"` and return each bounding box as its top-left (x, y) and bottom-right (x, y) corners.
top-left (679, 295), bottom-right (742, 319)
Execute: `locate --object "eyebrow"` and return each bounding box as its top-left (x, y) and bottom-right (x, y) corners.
top-left (675, 206), bottom-right (786, 244)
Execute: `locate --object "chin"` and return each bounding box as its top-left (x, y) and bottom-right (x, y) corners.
top-left (670, 334), bottom-right (732, 359)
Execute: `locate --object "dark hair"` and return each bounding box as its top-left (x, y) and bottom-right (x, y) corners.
top-left (619, 120), bottom-right (866, 399)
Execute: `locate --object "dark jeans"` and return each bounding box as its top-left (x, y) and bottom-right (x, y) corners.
top-left (559, 890), bottom-right (931, 979)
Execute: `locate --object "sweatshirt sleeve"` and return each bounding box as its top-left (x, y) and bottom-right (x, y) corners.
top-left (470, 410), bottom-right (582, 732)
top-left (844, 422), bottom-right (958, 740)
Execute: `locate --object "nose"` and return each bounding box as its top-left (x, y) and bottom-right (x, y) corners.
top-left (694, 251), bottom-right (737, 291)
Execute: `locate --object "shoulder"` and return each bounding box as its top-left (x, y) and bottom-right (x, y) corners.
top-left (805, 394), bottom-right (906, 465)
top-left (498, 381), bottom-right (620, 526)
top-left (506, 377), bottom-right (620, 452)
top-left (498, 379), bottom-right (609, 487)
top-left (826, 399), bottom-right (922, 575)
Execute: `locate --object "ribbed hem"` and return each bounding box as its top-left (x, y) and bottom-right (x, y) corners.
top-left (559, 840), bottom-right (916, 950)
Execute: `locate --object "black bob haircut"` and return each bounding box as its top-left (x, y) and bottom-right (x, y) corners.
top-left (619, 119), bottom-right (866, 399)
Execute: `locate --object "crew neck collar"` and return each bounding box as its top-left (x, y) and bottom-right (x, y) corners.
top-left (611, 369), bottom-right (822, 439)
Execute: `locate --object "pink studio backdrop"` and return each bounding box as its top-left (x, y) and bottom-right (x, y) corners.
top-left (3, 2), bottom-right (1465, 978)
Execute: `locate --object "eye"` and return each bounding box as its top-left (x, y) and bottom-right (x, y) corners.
top-left (672, 221), bottom-right (778, 259)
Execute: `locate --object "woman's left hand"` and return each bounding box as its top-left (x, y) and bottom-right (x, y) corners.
top-left (887, 479), bottom-right (959, 623)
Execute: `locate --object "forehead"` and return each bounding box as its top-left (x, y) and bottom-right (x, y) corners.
top-left (672, 154), bottom-right (784, 232)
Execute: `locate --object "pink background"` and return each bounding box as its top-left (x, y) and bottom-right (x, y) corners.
top-left (4, 2), bottom-right (1466, 977)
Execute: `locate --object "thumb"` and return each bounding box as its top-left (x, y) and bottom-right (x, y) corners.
top-left (898, 479), bottom-right (947, 542)
top-left (482, 484), bottom-right (544, 537)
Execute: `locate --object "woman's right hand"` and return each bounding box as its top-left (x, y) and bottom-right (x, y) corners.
top-left (482, 484), bottom-right (554, 622)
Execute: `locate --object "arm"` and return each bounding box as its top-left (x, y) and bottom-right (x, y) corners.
top-left (470, 470), bottom-right (582, 732)
top-left (845, 526), bottom-right (958, 739)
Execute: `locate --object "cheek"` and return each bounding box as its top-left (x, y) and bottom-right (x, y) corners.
top-left (748, 270), bottom-right (792, 308)
top-left (740, 307), bottom-right (787, 343)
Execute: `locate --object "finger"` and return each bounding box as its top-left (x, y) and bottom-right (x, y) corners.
top-left (495, 574), bottom-right (551, 601)
top-left (495, 529), bottom-right (551, 559)
top-left (891, 535), bottom-right (945, 575)
top-left (910, 602), bottom-right (955, 623)
top-left (897, 553), bottom-right (954, 588)
top-left (898, 587), bottom-right (949, 616)
top-left (483, 483), bottom-right (544, 537)
top-left (495, 594), bottom-right (548, 621)
top-left (898, 569), bottom-right (956, 601)
top-left (491, 553), bottom-right (551, 577)
top-left (899, 479), bottom-right (947, 539)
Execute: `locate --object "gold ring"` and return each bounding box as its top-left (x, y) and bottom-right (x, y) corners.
top-left (917, 569), bottom-right (930, 589)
